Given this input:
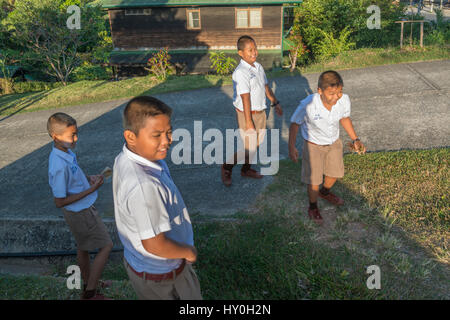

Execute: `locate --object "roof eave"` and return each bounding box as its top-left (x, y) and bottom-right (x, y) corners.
top-left (100, 1), bottom-right (302, 9)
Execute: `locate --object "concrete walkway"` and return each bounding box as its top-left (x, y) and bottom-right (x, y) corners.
top-left (406, 5), bottom-right (450, 22)
top-left (1, 60), bottom-right (449, 253)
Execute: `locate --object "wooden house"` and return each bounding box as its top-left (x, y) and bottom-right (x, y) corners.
top-left (97, 0), bottom-right (302, 76)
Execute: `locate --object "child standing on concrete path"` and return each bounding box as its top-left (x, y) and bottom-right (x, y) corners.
top-left (47, 112), bottom-right (113, 300)
top-left (113, 96), bottom-right (202, 300)
top-left (221, 35), bottom-right (283, 186)
top-left (288, 71), bottom-right (366, 225)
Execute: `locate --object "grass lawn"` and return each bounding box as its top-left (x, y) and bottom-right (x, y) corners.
top-left (1, 148), bottom-right (448, 300)
top-left (0, 45), bottom-right (449, 118)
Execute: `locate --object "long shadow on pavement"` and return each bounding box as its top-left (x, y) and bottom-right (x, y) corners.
top-left (0, 72), bottom-right (312, 254)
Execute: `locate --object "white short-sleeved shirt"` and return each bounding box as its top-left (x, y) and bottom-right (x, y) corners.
top-left (232, 59), bottom-right (268, 111)
top-left (113, 144), bottom-right (194, 274)
top-left (48, 147), bottom-right (97, 212)
top-left (290, 93), bottom-right (351, 145)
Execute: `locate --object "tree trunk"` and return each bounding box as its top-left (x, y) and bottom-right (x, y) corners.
top-left (289, 47), bottom-right (299, 72)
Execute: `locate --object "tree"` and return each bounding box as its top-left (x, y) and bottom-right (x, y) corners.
top-left (0, 0), bottom-right (16, 47)
top-left (3, 0), bottom-right (106, 85)
top-left (292, 0), bottom-right (407, 61)
top-left (286, 25), bottom-right (309, 72)
top-left (0, 49), bottom-right (18, 94)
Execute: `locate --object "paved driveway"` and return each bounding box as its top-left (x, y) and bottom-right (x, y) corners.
top-left (0, 60), bottom-right (449, 252)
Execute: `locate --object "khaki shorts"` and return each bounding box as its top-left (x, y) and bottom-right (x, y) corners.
top-left (62, 206), bottom-right (112, 251)
top-left (236, 109), bottom-right (267, 150)
top-left (301, 139), bottom-right (344, 185)
top-left (124, 258), bottom-right (203, 300)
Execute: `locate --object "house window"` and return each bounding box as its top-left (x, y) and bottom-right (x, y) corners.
top-left (125, 8), bottom-right (152, 15)
top-left (187, 9), bottom-right (201, 30)
top-left (235, 8), bottom-right (262, 29)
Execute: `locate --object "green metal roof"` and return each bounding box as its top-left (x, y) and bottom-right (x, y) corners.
top-left (96, 0), bottom-right (302, 8)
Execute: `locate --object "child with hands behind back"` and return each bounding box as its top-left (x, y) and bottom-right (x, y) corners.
top-left (113, 96), bottom-right (202, 300)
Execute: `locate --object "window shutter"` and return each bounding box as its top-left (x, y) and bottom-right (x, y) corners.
top-left (249, 10), bottom-right (262, 28)
top-left (236, 10), bottom-right (248, 28)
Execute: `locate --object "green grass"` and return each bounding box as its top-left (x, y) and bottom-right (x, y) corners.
top-left (0, 74), bottom-right (232, 118)
top-left (1, 45), bottom-right (448, 118)
top-left (298, 45), bottom-right (450, 74)
top-left (341, 147), bottom-right (449, 264)
top-left (1, 148), bottom-right (448, 299)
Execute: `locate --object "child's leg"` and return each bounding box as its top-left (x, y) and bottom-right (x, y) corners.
top-left (85, 242), bottom-right (113, 291)
top-left (242, 112), bottom-right (266, 172)
top-left (77, 249), bottom-right (91, 286)
top-left (322, 176), bottom-right (337, 191)
top-left (307, 184), bottom-right (323, 224)
top-left (308, 184), bottom-right (320, 206)
top-left (318, 175), bottom-right (344, 206)
top-left (224, 151), bottom-right (239, 170)
top-left (322, 139), bottom-right (344, 194)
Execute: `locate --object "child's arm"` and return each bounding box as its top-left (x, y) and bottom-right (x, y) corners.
top-left (141, 233), bottom-right (197, 264)
top-left (288, 123), bottom-right (300, 162)
top-left (340, 117), bottom-right (366, 153)
top-left (265, 84), bottom-right (283, 116)
top-left (53, 176), bottom-right (103, 208)
top-left (241, 93), bottom-right (256, 132)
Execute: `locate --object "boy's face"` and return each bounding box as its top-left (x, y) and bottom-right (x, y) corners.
top-left (53, 125), bottom-right (78, 151)
top-left (318, 85), bottom-right (343, 107)
top-left (125, 114), bottom-right (172, 162)
top-left (238, 40), bottom-right (258, 66)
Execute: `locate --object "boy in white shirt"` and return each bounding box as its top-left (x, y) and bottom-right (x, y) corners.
top-left (288, 71), bottom-right (366, 225)
top-left (221, 35), bottom-right (283, 186)
top-left (113, 96), bottom-right (201, 300)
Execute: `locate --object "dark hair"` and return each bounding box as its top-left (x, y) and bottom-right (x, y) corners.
top-left (237, 35), bottom-right (255, 51)
top-left (47, 112), bottom-right (77, 137)
top-left (123, 96), bottom-right (172, 135)
top-left (318, 70), bottom-right (344, 90)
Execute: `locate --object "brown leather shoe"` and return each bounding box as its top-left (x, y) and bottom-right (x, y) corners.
top-left (308, 207), bottom-right (324, 225)
top-left (241, 168), bottom-right (263, 179)
top-left (318, 191), bottom-right (344, 206)
top-left (221, 164), bottom-right (232, 187)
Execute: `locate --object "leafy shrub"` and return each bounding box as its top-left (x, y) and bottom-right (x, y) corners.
top-left (424, 9), bottom-right (450, 46)
top-left (293, 0), bottom-right (407, 60)
top-left (0, 78), bottom-right (14, 94)
top-left (91, 31), bottom-right (113, 64)
top-left (351, 0), bottom-right (406, 48)
top-left (286, 24), bottom-right (310, 71)
top-left (426, 29), bottom-right (446, 46)
top-left (145, 48), bottom-right (173, 81)
top-left (314, 26), bottom-right (356, 61)
top-left (71, 61), bottom-right (112, 81)
top-left (12, 81), bottom-right (63, 93)
top-left (209, 52), bottom-right (237, 75)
